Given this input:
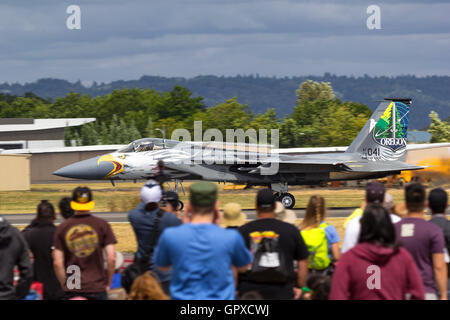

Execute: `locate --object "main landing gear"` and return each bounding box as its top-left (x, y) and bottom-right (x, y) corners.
top-left (270, 183), bottom-right (295, 209)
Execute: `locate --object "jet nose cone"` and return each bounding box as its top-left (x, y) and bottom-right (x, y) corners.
top-left (53, 156), bottom-right (115, 179)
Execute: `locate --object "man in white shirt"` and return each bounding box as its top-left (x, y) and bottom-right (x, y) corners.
top-left (342, 190), bottom-right (401, 254)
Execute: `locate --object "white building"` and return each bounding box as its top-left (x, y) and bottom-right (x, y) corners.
top-left (0, 118), bottom-right (96, 150)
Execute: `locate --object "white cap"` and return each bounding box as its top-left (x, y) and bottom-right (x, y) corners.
top-left (140, 180), bottom-right (162, 204)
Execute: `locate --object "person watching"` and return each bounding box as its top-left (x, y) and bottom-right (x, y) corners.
top-left (330, 204), bottom-right (425, 300)
top-left (22, 200), bottom-right (64, 300)
top-left (154, 181), bottom-right (252, 300)
top-left (53, 187), bottom-right (117, 300)
top-left (394, 183), bottom-right (447, 300)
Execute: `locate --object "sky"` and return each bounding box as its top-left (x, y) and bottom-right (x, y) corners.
top-left (0, 0), bottom-right (449, 84)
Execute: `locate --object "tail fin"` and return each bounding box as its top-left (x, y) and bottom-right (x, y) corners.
top-left (346, 98), bottom-right (411, 161)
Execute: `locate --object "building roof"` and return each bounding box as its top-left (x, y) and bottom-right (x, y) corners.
top-left (0, 144), bottom-right (124, 154)
top-left (0, 118), bottom-right (96, 132)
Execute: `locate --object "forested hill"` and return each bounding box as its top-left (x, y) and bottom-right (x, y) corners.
top-left (1, 74), bottom-right (449, 129)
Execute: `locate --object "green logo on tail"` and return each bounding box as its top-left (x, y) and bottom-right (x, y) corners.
top-left (373, 102), bottom-right (409, 151)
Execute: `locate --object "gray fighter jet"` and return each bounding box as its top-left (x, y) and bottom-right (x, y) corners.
top-left (54, 98), bottom-right (427, 208)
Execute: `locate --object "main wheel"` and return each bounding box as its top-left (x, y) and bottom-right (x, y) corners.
top-left (178, 200), bottom-right (184, 211)
top-left (277, 193), bottom-right (295, 209)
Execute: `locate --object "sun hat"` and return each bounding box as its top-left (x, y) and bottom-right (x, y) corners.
top-left (274, 201), bottom-right (297, 224)
top-left (221, 203), bottom-right (247, 228)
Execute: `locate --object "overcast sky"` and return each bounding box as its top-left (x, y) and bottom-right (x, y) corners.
top-left (0, 0), bottom-right (449, 84)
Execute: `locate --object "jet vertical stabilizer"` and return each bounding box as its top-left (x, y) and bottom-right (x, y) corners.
top-left (346, 98), bottom-right (411, 162)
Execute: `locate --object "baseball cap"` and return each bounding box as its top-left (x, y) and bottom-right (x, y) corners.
top-left (222, 203), bottom-right (246, 228)
top-left (366, 182), bottom-right (385, 204)
top-left (257, 189), bottom-right (276, 209)
top-left (189, 181), bottom-right (217, 207)
top-left (161, 191), bottom-right (182, 208)
top-left (162, 191), bottom-right (179, 202)
top-left (140, 180), bottom-right (162, 204)
top-left (71, 186), bottom-right (95, 211)
top-left (275, 201), bottom-right (297, 224)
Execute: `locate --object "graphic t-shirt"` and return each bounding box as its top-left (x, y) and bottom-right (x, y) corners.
top-left (54, 213), bottom-right (117, 293)
top-left (154, 223), bottom-right (252, 300)
top-left (238, 218), bottom-right (309, 299)
top-left (394, 217), bottom-right (446, 294)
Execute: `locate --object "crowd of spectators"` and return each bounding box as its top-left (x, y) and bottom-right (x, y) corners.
top-left (0, 180), bottom-right (448, 300)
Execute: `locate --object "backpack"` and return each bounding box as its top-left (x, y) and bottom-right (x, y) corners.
top-left (248, 231), bottom-right (289, 284)
top-left (121, 209), bottom-right (164, 293)
top-left (300, 223), bottom-right (330, 271)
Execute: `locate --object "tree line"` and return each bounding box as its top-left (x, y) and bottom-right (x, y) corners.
top-left (1, 74), bottom-right (450, 129)
top-left (0, 81), bottom-right (448, 147)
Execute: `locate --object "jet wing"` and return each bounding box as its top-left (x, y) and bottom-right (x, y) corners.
top-left (343, 161), bottom-right (426, 172)
top-left (261, 156), bottom-right (426, 173)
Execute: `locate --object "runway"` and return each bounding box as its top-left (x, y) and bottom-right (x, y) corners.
top-left (4, 207), bottom-right (356, 225)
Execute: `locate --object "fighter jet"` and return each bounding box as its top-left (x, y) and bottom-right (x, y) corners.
top-left (54, 98), bottom-right (428, 208)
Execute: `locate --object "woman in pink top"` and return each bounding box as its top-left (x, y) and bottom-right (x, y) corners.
top-left (330, 204), bottom-right (425, 300)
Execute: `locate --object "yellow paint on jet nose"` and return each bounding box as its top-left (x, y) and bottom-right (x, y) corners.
top-left (97, 155), bottom-right (124, 178)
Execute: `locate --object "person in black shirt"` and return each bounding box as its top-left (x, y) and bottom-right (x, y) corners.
top-left (22, 200), bottom-right (64, 300)
top-left (0, 215), bottom-right (32, 300)
top-left (428, 188), bottom-right (450, 297)
top-left (238, 189), bottom-right (309, 300)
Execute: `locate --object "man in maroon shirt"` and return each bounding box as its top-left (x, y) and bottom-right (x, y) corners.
top-left (394, 183), bottom-right (447, 300)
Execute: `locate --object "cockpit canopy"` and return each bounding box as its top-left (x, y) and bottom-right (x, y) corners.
top-left (117, 138), bottom-right (178, 153)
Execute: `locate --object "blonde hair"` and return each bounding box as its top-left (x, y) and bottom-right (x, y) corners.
top-left (128, 271), bottom-right (169, 300)
top-left (301, 195), bottom-right (326, 230)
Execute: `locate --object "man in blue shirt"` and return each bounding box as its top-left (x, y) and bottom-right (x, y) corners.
top-left (128, 180), bottom-right (182, 295)
top-left (154, 181), bottom-right (252, 300)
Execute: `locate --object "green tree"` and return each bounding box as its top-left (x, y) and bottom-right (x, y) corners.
top-left (295, 80), bottom-right (335, 105)
top-left (126, 119), bottom-right (142, 142)
top-left (108, 115), bottom-right (122, 144)
top-left (203, 97), bottom-right (253, 134)
top-left (247, 109), bottom-right (280, 143)
top-left (315, 105), bottom-right (367, 146)
top-left (72, 131), bottom-right (82, 146)
top-left (100, 122), bottom-right (111, 144)
top-left (279, 118), bottom-right (303, 148)
top-left (145, 116), bottom-right (153, 137)
top-left (80, 123), bottom-right (99, 146)
top-left (158, 85), bottom-right (205, 121)
top-left (64, 124), bottom-right (73, 146)
top-left (428, 111), bottom-right (450, 142)
top-left (117, 119), bottom-right (130, 144)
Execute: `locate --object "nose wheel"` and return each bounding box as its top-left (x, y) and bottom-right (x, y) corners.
top-left (276, 193), bottom-right (295, 209)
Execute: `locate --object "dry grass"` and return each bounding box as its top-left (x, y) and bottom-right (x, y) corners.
top-left (111, 223), bottom-right (137, 253)
top-left (4, 181), bottom-right (447, 214)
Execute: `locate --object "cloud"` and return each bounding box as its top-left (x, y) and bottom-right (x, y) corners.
top-left (0, 0), bottom-right (449, 82)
